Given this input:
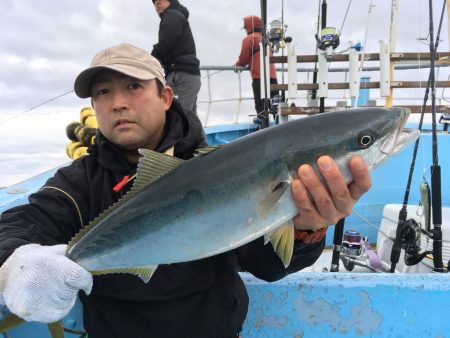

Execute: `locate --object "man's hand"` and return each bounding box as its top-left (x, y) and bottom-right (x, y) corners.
top-left (291, 155), bottom-right (371, 231)
top-left (233, 65), bottom-right (245, 73)
top-left (0, 244), bottom-right (93, 323)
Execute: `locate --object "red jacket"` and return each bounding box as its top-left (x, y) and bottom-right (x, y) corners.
top-left (235, 16), bottom-right (277, 80)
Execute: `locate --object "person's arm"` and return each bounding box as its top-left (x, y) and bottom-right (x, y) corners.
top-left (152, 10), bottom-right (185, 62)
top-left (0, 165), bottom-right (93, 323)
top-left (0, 170), bottom-right (89, 265)
top-left (237, 155), bottom-right (371, 281)
top-left (235, 36), bottom-right (252, 67)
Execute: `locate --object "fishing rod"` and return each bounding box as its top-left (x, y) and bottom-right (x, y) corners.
top-left (317, 0), bottom-right (346, 272)
top-left (428, 0), bottom-right (444, 272)
top-left (319, 0), bottom-right (327, 115)
top-left (310, 0), bottom-right (322, 103)
top-left (259, 0), bottom-right (270, 129)
top-left (389, 0), bottom-right (447, 273)
top-left (330, 218), bottom-right (345, 272)
top-left (311, 0), bottom-right (346, 273)
top-left (280, 0), bottom-right (285, 103)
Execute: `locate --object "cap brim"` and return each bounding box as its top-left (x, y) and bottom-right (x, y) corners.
top-left (74, 64), bottom-right (158, 98)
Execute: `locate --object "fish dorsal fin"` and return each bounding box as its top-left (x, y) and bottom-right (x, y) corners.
top-left (193, 145), bottom-right (222, 156)
top-left (67, 148), bottom-right (184, 249)
top-left (135, 148), bottom-right (184, 189)
top-left (264, 221), bottom-right (295, 268)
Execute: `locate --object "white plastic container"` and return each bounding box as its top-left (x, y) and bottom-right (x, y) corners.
top-left (376, 204), bottom-right (450, 273)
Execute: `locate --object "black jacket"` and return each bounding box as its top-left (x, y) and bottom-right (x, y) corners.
top-left (0, 101), bottom-right (324, 338)
top-left (151, 0), bottom-right (200, 76)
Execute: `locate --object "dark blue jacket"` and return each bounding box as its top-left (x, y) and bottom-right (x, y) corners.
top-left (151, 0), bottom-right (200, 76)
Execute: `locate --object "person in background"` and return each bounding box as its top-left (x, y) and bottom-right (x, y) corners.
top-left (0, 43), bottom-right (371, 338)
top-left (235, 15), bottom-right (278, 128)
top-left (152, 0), bottom-right (201, 118)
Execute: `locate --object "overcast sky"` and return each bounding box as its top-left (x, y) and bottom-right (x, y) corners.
top-left (0, 0), bottom-right (448, 187)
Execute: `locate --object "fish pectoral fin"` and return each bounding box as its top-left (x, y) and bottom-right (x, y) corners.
top-left (90, 265), bottom-right (158, 283)
top-left (264, 221), bottom-right (295, 268)
top-left (258, 181), bottom-right (291, 219)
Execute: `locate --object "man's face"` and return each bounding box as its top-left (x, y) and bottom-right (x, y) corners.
top-left (153, 0), bottom-right (171, 15)
top-left (91, 70), bottom-right (173, 156)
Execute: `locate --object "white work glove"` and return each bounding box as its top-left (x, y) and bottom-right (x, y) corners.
top-left (0, 243), bottom-right (92, 323)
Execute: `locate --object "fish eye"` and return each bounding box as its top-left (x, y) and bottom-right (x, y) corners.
top-left (357, 133), bottom-right (374, 148)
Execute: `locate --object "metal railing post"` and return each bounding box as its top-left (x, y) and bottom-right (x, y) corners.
top-left (235, 72), bottom-right (243, 124)
top-left (204, 70), bottom-right (212, 127)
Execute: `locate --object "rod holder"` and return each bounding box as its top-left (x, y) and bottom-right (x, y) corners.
top-left (318, 53), bottom-right (329, 98)
top-left (287, 43), bottom-right (297, 99)
top-left (379, 40), bottom-right (391, 97)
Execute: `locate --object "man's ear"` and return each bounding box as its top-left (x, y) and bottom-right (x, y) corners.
top-left (161, 85), bottom-right (174, 111)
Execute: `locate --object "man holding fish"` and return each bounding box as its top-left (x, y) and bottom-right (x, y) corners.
top-left (0, 44), bottom-right (372, 337)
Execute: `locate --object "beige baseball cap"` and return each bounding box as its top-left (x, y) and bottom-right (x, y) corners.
top-left (74, 43), bottom-right (166, 98)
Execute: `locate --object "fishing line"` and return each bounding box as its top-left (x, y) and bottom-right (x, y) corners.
top-left (399, 0), bottom-right (446, 208)
top-left (353, 210), bottom-right (391, 239)
top-left (338, 0), bottom-right (353, 38)
top-left (0, 90), bottom-right (74, 126)
top-left (350, 0), bottom-right (374, 108)
top-left (357, 0), bottom-right (375, 76)
top-left (416, 0), bottom-right (428, 178)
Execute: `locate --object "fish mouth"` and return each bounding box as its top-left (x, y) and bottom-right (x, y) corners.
top-left (379, 113), bottom-right (420, 156)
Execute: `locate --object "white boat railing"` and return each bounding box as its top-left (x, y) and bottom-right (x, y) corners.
top-left (199, 66), bottom-right (253, 126)
top-left (198, 63), bottom-right (450, 127)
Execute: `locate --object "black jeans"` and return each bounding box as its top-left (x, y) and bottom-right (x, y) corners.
top-left (251, 78), bottom-right (279, 115)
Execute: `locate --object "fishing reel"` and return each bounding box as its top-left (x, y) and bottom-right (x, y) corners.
top-left (253, 110), bottom-right (269, 130)
top-left (400, 218), bottom-right (431, 266)
top-left (342, 230), bottom-right (365, 256)
top-left (253, 94), bottom-right (283, 128)
top-left (439, 111), bottom-right (450, 131)
top-left (268, 19), bottom-right (289, 53)
top-left (340, 230), bottom-right (367, 271)
top-left (315, 27), bottom-right (340, 59)
top-left (270, 95), bottom-right (281, 116)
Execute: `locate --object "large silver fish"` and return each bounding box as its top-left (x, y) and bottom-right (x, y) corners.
top-left (66, 107), bottom-right (419, 281)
